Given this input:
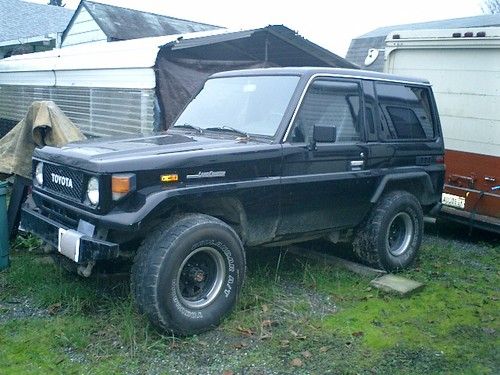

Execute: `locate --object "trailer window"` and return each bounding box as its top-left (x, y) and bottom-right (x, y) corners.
top-left (375, 83), bottom-right (435, 140)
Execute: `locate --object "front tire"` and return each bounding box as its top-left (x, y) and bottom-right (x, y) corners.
top-left (353, 191), bottom-right (423, 271)
top-left (131, 214), bottom-right (245, 335)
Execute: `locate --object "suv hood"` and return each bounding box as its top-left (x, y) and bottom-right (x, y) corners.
top-left (33, 131), bottom-right (273, 173)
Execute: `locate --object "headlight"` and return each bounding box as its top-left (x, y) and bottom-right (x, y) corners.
top-left (35, 162), bottom-right (43, 185)
top-left (86, 177), bottom-right (99, 206)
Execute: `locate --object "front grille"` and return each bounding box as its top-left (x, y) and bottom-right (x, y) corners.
top-left (43, 163), bottom-right (85, 201)
top-left (40, 200), bottom-right (79, 229)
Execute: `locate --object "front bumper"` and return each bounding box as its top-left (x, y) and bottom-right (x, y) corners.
top-left (20, 206), bottom-right (120, 263)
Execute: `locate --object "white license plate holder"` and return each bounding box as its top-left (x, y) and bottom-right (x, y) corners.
top-left (441, 193), bottom-right (465, 209)
top-left (58, 228), bottom-right (83, 262)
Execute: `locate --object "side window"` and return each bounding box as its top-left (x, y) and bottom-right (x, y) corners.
top-left (288, 80), bottom-right (362, 143)
top-left (375, 83), bottom-right (435, 140)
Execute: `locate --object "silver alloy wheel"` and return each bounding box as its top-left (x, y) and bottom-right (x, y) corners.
top-left (175, 247), bottom-right (226, 309)
top-left (386, 212), bottom-right (413, 256)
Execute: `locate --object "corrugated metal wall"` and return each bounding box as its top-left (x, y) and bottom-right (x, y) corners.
top-left (0, 85), bottom-right (155, 137)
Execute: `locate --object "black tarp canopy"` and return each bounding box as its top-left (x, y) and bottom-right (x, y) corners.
top-left (155, 25), bottom-right (358, 128)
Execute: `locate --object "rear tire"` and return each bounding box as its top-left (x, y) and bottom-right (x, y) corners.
top-left (130, 214), bottom-right (245, 335)
top-left (353, 191), bottom-right (423, 271)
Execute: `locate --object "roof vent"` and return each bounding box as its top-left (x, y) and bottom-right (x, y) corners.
top-left (452, 32), bottom-right (461, 38)
top-left (464, 31), bottom-right (473, 37)
top-left (392, 34), bottom-right (400, 39)
top-left (364, 48), bottom-right (379, 66)
top-left (477, 31), bottom-right (486, 37)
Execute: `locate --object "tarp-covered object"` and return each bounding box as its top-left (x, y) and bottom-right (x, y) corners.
top-left (0, 101), bottom-right (86, 179)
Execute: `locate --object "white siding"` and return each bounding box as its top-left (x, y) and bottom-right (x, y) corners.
top-left (0, 85), bottom-right (155, 137)
top-left (62, 7), bottom-right (107, 47)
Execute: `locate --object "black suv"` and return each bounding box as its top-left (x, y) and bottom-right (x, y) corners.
top-left (21, 68), bottom-right (445, 334)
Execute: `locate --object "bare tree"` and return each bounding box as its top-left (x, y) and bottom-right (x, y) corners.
top-left (48, 0), bottom-right (65, 6)
top-left (482, 0), bottom-right (500, 13)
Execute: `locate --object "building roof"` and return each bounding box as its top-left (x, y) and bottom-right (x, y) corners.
top-left (358, 14), bottom-right (500, 38)
top-left (346, 13), bottom-right (500, 72)
top-left (0, 0), bottom-right (74, 43)
top-left (345, 35), bottom-right (386, 72)
top-left (63, 0), bottom-right (219, 42)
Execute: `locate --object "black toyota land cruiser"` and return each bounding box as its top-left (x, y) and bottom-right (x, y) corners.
top-left (21, 68), bottom-right (445, 334)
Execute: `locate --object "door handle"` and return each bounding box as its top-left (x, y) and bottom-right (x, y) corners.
top-left (350, 160), bottom-right (364, 170)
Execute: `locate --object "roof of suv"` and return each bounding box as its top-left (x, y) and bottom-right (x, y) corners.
top-left (211, 67), bottom-right (431, 85)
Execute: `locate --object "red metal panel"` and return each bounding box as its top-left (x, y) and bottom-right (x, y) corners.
top-left (444, 149), bottom-right (500, 219)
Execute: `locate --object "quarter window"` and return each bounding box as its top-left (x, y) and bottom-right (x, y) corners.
top-left (288, 80), bottom-right (362, 143)
top-left (375, 83), bottom-right (435, 140)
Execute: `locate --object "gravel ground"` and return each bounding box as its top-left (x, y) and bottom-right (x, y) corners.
top-left (0, 296), bottom-right (49, 323)
top-left (424, 220), bottom-right (499, 249)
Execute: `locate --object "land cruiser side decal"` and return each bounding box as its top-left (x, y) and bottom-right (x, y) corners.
top-left (186, 171), bottom-right (226, 179)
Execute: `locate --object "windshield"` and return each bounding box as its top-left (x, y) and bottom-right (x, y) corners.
top-left (173, 75), bottom-right (300, 137)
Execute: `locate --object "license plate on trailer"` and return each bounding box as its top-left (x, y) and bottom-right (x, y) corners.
top-left (441, 193), bottom-right (465, 209)
top-left (58, 228), bottom-right (83, 262)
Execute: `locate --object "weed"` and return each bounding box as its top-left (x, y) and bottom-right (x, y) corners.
top-left (11, 234), bottom-right (42, 252)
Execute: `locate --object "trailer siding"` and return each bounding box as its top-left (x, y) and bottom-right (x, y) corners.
top-left (386, 47), bottom-right (500, 157)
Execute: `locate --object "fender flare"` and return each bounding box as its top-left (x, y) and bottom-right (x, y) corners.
top-left (370, 172), bottom-right (435, 204)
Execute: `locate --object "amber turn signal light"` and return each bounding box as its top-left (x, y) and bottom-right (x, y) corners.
top-left (111, 173), bottom-right (136, 200)
top-left (161, 174), bottom-right (179, 182)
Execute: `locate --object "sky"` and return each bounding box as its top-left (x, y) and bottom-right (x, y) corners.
top-left (29, 0), bottom-right (484, 57)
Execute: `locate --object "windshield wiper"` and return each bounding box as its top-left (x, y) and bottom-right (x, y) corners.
top-left (172, 123), bottom-right (204, 134)
top-left (205, 126), bottom-right (249, 138)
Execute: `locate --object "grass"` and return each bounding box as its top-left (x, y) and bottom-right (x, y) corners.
top-left (0, 225), bottom-right (498, 374)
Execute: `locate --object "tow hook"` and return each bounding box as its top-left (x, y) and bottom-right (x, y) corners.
top-left (77, 261), bottom-right (95, 277)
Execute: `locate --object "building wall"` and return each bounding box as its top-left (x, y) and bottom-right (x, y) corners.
top-left (62, 6), bottom-right (107, 47)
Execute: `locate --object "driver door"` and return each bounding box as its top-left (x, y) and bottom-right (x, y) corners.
top-left (278, 78), bottom-right (374, 237)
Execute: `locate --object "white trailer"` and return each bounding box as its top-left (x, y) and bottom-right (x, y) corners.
top-left (384, 27), bottom-right (500, 232)
top-left (0, 30), bottom-right (225, 137)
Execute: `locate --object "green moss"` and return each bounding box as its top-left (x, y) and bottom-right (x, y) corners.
top-left (322, 284), bottom-right (495, 353)
top-left (0, 317), bottom-right (88, 374)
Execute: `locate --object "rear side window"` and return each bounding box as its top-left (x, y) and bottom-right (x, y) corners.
top-left (375, 83), bottom-right (435, 140)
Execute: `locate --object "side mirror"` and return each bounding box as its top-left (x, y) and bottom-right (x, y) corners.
top-left (313, 124), bottom-right (336, 143)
